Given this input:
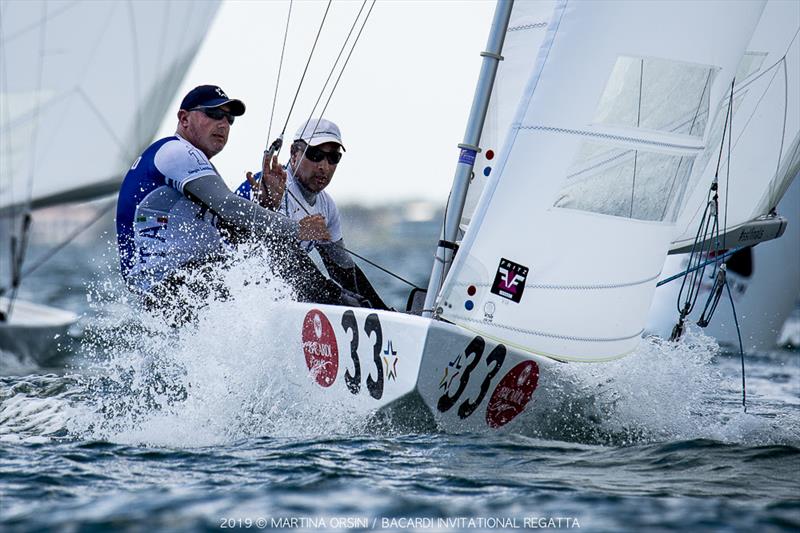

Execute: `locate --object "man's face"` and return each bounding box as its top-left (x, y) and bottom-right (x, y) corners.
top-left (291, 141), bottom-right (341, 193)
top-left (177, 105), bottom-right (232, 158)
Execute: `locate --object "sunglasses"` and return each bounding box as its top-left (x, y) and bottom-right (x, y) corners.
top-left (304, 145), bottom-right (342, 165)
top-left (190, 106), bottom-right (235, 125)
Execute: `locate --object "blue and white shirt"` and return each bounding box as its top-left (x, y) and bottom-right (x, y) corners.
top-left (236, 168), bottom-right (342, 253)
top-left (116, 135), bottom-right (229, 291)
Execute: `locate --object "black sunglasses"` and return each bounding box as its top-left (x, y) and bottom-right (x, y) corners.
top-left (190, 106), bottom-right (235, 125)
top-left (304, 144), bottom-right (342, 165)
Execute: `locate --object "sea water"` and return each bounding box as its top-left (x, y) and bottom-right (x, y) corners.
top-left (0, 215), bottom-right (797, 532)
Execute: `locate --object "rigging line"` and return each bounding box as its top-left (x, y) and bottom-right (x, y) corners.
top-left (282, 186), bottom-right (421, 289)
top-left (725, 277), bottom-right (747, 412)
top-left (723, 79), bottom-right (735, 250)
top-left (266, 0), bottom-right (293, 145)
top-left (24, 0), bottom-right (48, 206)
top-left (17, 200), bottom-right (115, 282)
top-left (7, 1), bottom-right (49, 318)
top-left (315, 0), bottom-right (376, 121)
top-left (728, 61), bottom-right (780, 159)
top-left (656, 247), bottom-right (744, 287)
top-left (300, 0), bottom-right (367, 137)
top-left (280, 0), bottom-right (332, 136)
top-left (0, 0), bottom-right (11, 287)
top-left (771, 58), bottom-right (789, 209)
top-left (292, 0), bottom-right (373, 188)
top-left (724, 31), bottom-right (798, 102)
top-left (125, 0), bottom-right (142, 147)
top-left (630, 58), bottom-right (643, 219)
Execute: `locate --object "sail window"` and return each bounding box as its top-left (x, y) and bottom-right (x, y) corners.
top-left (555, 141), bottom-right (695, 222)
top-left (593, 56), bottom-right (717, 137)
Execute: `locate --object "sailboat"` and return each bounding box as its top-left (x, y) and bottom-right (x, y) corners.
top-left (646, 0), bottom-right (800, 351)
top-left (0, 0), bottom-right (220, 364)
top-left (244, 0), bottom-right (796, 431)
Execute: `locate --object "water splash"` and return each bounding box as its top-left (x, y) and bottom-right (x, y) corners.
top-left (66, 249), bottom-right (368, 447)
top-left (519, 326), bottom-right (800, 446)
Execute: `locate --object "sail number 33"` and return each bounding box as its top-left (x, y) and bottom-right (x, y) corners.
top-left (438, 336), bottom-right (506, 419)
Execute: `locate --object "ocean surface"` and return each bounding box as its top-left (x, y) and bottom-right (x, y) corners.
top-left (0, 209), bottom-right (798, 532)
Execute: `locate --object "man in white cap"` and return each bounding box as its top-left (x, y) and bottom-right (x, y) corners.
top-left (239, 118), bottom-right (388, 309)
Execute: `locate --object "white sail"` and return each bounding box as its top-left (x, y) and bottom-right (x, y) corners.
top-left (459, 1), bottom-right (556, 230)
top-left (670, 0), bottom-right (800, 251)
top-left (438, 0), bottom-right (765, 362)
top-left (0, 0), bottom-right (220, 212)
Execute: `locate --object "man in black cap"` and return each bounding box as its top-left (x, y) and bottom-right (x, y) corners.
top-left (116, 85), bottom-right (350, 319)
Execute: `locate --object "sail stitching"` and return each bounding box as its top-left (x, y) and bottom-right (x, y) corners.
top-left (507, 22), bottom-right (547, 32)
top-left (454, 316), bottom-right (643, 343)
top-left (451, 271), bottom-right (660, 290)
top-left (517, 125), bottom-right (702, 151)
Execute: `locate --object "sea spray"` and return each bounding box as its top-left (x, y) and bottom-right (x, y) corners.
top-left (511, 327), bottom-right (800, 445)
top-left (68, 247), bottom-right (367, 447)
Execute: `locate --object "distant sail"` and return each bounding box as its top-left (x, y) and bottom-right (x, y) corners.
top-left (670, 0), bottom-right (800, 251)
top-left (438, 0), bottom-right (765, 362)
top-left (0, 0), bottom-right (220, 213)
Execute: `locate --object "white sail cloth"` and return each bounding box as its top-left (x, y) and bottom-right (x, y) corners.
top-left (0, 0), bottom-right (219, 212)
top-left (459, 1), bottom-right (556, 231)
top-left (670, 0), bottom-right (800, 250)
top-left (439, 0), bottom-right (766, 362)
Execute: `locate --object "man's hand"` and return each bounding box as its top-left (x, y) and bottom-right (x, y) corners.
top-left (247, 154), bottom-right (286, 209)
top-left (298, 214), bottom-right (331, 241)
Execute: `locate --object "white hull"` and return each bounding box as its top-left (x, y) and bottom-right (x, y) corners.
top-left (0, 297), bottom-right (78, 365)
top-left (277, 301), bottom-right (570, 433)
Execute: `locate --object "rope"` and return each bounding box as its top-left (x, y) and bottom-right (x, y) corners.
top-left (261, 1), bottom-right (413, 289)
top-left (725, 277), bottom-right (747, 412)
top-left (280, 0), bottom-right (332, 136)
top-left (265, 0), bottom-right (293, 147)
top-left (300, 0), bottom-right (369, 138)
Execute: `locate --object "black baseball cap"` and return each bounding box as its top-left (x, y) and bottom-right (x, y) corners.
top-left (180, 85), bottom-right (245, 116)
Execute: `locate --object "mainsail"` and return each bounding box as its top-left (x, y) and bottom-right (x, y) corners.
top-left (670, 0), bottom-right (800, 252)
top-left (0, 0), bottom-right (220, 213)
top-left (437, 0), bottom-right (766, 362)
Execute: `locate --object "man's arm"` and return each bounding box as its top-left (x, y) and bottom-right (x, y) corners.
top-left (184, 174), bottom-right (329, 242)
top-left (184, 174), bottom-right (297, 241)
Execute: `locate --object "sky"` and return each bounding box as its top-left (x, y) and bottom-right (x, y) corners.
top-left (155, 0), bottom-right (496, 207)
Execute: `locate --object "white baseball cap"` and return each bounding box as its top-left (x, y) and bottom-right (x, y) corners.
top-left (294, 118), bottom-right (346, 151)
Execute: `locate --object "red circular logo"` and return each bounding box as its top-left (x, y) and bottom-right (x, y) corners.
top-left (486, 360), bottom-right (539, 428)
top-left (301, 309), bottom-right (339, 387)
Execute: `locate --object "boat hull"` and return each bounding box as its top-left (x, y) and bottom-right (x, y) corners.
top-left (0, 297), bottom-right (77, 366)
top-left (277, 301), bottom-right (564, 433)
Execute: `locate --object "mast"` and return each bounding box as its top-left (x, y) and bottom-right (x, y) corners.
top-left (422, 0), bottom-right (514, 318)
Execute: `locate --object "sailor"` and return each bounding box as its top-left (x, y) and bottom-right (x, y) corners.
top-left (116, 85), bottom-right (356, 319)
top-left (237, 118), bottom-right (389, 310)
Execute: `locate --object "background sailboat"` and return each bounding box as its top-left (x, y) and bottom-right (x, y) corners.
top-left (0, 0), bottom-right (219, 363)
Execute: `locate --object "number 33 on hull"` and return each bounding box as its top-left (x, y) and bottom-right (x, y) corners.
top-left (291, 301), bottom-right (565, 433)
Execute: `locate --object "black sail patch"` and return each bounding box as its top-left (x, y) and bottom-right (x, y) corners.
top-left (490, 258), bottom-right (529, 303)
